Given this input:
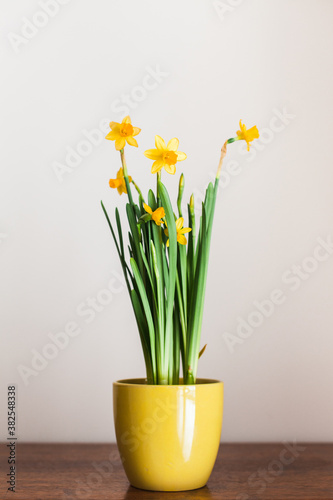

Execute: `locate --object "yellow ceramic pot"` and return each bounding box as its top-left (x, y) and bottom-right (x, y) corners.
top-left (113, 378), bottom-right (223, 491)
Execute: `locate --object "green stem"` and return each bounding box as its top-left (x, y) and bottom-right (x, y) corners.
top-left (132, 180), bottom-right (144, 203)
top-left (120, 148), bottom-right (134, 206)
top-left (226, 136), bottom-right (240, 144)
top-left (216, 142), bottom-right (228, 180)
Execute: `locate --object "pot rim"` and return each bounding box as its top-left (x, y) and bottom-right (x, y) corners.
top-left (114, 377), bottom-right (223, 387)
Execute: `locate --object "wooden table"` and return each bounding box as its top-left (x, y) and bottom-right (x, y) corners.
top-left (0, 443), bottom-right (332, 499)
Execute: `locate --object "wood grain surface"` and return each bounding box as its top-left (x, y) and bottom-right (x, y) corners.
top-left (0, 443), bottom-right (332, 499)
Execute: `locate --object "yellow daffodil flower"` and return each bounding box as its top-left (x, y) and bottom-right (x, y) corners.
top-left (105, 116), bottom-right (141, 150)
top-left (143, 203), bottom-right (165, 226)
top-left (235, 120), bottom-right (259, 151)
top-left (164, 217), bottom-right (191, 246)
top-left (109, 168), bottom-right (132, 195)
top-left (144, 136), bottom-right (187, 175)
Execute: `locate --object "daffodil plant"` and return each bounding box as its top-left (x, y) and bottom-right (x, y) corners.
top-left (102, 116), bottom-right (259, 385)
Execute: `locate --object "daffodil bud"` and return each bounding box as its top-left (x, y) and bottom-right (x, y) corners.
top-left (177, 173), bottom-right (185, 217)
top-left (190, 194), bottom-right (194, 214)
top-left (179, 173), bottom-right (184, 189)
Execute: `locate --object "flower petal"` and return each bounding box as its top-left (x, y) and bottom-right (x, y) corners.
top-left (122, 116), bottom-right (131, 124)
top-left (166, 239), bottom-right (170, 247)
top-left (164, 163), bottom-right (176, 175)
top-left (247, 126), bottom-right (259, 139)
top-left (120, 179), bottom-right (128, 194)
top-left (180, 227), bottom-right (192, 234)
top-left (176, 151), bottom-right (187, 161)
top-left (132, 127), bottom-right (141, 137)
top-left (109, 178), bottom-right (122, 189)
top-left (176, 217), bottom-right (184, 231)
top-left (167, 138), bottom-right (179, 151)
top-left (144, 149), bottom-right (161, 160)
top-left (110, 122), bottom-right (120, 130)
top-left (151, 159), bottom-right (164, 174)
top-left (126, 136), bottom-right (138, 147)
top-left (153, 207), bottom-right (165, 220)
top-left (152, 207), bottom-right (165, 226)
top-left (155, 135), bottom-right (166, 150)
top-left (177, 234), bottom-right (187, 245)
top-left (115, 137), bottom-right (126, 150)
top-left (144, 203), bottom-right (152, 215)
top-left (105, 130), bottom-right (119, 140)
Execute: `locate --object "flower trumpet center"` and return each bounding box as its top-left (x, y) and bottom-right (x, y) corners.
top-left (163, 151), bottom-right (178, 165)
top-left (119, 123), bottom-right (134, 137)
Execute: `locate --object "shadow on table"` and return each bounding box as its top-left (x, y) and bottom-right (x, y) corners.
top-left (124, 485), bottom-right (216, 499)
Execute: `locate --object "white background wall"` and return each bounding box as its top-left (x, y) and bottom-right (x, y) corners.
top-left (1, 0), bottom-right (333, 443)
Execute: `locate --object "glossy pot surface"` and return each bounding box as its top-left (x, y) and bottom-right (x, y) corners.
top-left (113, 378), bottom-right (223, 491)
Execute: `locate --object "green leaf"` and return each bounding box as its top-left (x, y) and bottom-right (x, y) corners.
top-left (178, 244), bottom-right (187, 320)
top-left (149, 192), bottom-right (165, 355)
top-left (187, 202), bottom-right (195, 298)
top-left (101, 201), bottom-right (132, 295)
top-left (130, 258), bottom-right (156, 379)
top-left (185, 175), bottom-right (221, 384)
top-left (150, 240), bottom-right (165, 380)
top-left (115, 208), bottom-right (124, 257)
top-left (158, 180), bottom-right (178, 380)
top-left (130, 289), bottom-right (155, 384)
top-left (139, 242), bottom-right (157, 311)
top-left (148, 189), bottom-right (157, 211)
top-left (126, 203), bottom-right (144, 278)
top-left (186, 203), bottom-right (208, 383)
